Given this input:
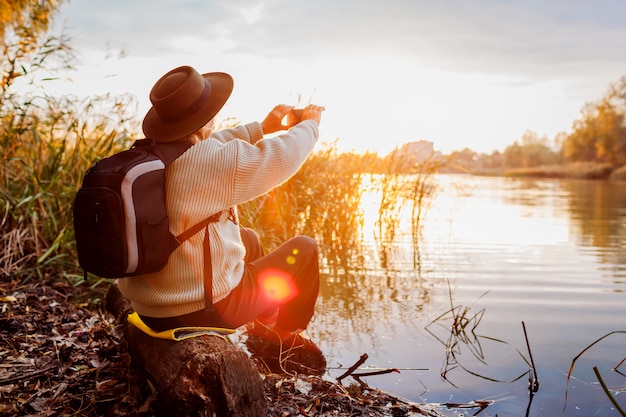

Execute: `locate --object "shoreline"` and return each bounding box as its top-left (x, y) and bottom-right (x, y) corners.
top-left (464, 161), bottom-right (626, 180)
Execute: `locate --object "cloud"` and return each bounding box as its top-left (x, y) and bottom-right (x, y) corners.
top-left (57, 0), bottom-right (235, 56)
top-left (51, 0), bottom-right (626, 153)
top-left (57, 0), bottom-right (626, 85)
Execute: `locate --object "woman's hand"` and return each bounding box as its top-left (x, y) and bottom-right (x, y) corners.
top-left (261, 104), bottom-right (294, 134)
top-left (301, 104), bottom-right (325, 126)
top-left (260, 103), bottom-right (325, 134)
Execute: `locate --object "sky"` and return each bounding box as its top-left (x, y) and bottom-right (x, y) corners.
top-left (49, 0), bottom-right (626, 155)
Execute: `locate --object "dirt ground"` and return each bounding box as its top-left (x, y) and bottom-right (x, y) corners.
top-left (0, 278), bottom-right (458, 416)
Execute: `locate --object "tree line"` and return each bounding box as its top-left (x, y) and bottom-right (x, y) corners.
top-left (448, 76), bottom-right (626, 174)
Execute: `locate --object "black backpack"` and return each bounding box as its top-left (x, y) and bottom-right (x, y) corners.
top-left (73, 138), bottom-right (221, 279)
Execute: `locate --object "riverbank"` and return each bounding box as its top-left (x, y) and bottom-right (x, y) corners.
top-left (0, 278), bottom-right (456, 416)
top-left (469, 161), bottom-right (626, 180)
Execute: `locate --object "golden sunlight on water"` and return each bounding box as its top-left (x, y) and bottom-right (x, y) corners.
top-left (314, 174), bottom-right (626, 417)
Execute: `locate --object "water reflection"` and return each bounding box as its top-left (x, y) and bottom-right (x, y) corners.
top-left (317, 270), bottom-right (436, 351)
top-left (312, 174), bottom-right (625, 417)
top-left (561, 180), bottom-right (626, 277)
top-left (499, 177), bottom-right (626, 285)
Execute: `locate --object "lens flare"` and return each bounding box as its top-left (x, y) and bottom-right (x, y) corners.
top-left (258, 268), bottom-right (298, 303)
top-left (286, 248), bottom-right (299, 265)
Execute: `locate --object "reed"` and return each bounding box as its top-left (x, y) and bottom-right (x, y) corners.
top-left (370, 150), bottom-right (445, 271)
top-left (425, 282), bottom-right (494, 386)
top-left (426, 281), bottom-right (535, 389)
top-left (238, 143), bottom-right (445, 273)
top-left (3, 98), bottom-right (442, 292)
top-left (593, 366), bottom-right (626, 417)
top-left (1, 92), bottom-right (138, 283)
top-left (564, 330), bottom-right (626, 413)
top-left (239, 145), bottom-right (382, 271)
top-left (522, 321), bottom-right (539, 393)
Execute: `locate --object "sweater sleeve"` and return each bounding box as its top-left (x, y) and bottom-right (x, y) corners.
top-left (210, 122), bottom-right (264, 144)
top-left (165, 119), bottom-right (318, 230)
top-left (231, 119), bottom-right (319, 204)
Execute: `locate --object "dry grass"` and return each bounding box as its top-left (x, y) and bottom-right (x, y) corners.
top-left (1, 92), bottom-right (138, 283)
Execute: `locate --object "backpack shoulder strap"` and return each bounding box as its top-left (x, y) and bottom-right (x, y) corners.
top-left (175, 211), bottom-right (223, 244)
top-left (133, 138), bottom-right (194, 166)
top-left (173, 209), bottom-right (232, 321)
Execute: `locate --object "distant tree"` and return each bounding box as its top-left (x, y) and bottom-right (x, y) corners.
top-left (0, 0), bottom-right (69, 110)
top-left (554, 131), bottom-right (568, 161)
top-left (448, 147), bottom-right (477, 171)
top-left (562, 102), bottom-right (599, 162)
top-left (503, 141), bottom-right (523, 167)
top-left (593, 98), bottom-right (626, 165)
top-left (478, 150), bottom-right (504, 170)
top-left (0, 0), bottom-right (59, 34)
top-left (607, 75), bottom-right (626, 112)
top-left (504, 130), bottom-right (558, 168)
top-left (447, 148), bottom-right (505, 173)
top-left (562, 76), bottom-right (626, 166)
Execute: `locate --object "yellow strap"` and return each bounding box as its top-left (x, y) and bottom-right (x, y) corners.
top-left (127, 312), bottom-right (235, 341)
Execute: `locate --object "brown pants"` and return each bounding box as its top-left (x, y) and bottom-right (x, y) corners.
top-left (141, 228), bottom-right (320, 332)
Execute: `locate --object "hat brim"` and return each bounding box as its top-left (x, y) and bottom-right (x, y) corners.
top-left (142, 72), bottom-right (234, 142)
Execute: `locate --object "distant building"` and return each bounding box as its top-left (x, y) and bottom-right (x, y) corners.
top-left (392, 140), bottom-right (440, 162)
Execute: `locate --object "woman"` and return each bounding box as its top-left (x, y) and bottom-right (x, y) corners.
top-left (117, 65), bottom-right (325, 372)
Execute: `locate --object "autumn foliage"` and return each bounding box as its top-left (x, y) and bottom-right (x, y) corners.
top-left (562, 77), bottom-right (626, 166)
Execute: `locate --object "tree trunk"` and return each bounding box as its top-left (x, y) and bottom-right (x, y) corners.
top-left (106, 284), bottom-right (267, 417)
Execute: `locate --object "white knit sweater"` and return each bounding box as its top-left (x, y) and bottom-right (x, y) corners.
top-left (117, 120), bottom-right (319, 318)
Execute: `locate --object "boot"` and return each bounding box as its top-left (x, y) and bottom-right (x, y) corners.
top-left (245, 320), bottom-right (326, 375)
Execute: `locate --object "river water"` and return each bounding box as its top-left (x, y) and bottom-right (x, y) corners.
top-left (313, 174), bottom-right (626, 417)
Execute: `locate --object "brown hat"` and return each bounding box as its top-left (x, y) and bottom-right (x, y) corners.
top-left (142, 66), bottom-right (233, 142)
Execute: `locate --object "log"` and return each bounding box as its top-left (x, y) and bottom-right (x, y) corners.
top-left (105, 284), bottom-right (267, 417)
